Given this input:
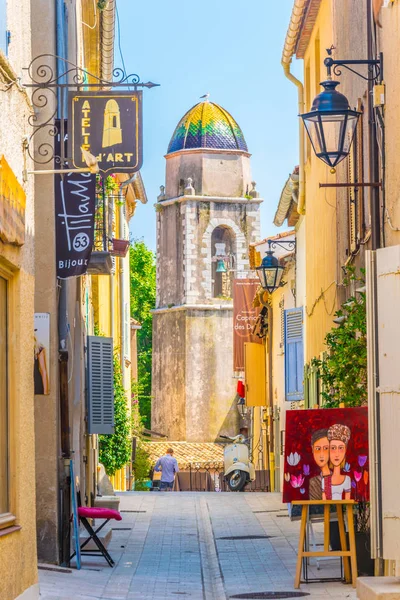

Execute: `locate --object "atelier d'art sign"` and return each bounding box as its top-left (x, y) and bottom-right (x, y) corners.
top-left (68, 91), bottom-right (143, 173)
top-left (283, 407), bottom-right (369, 503)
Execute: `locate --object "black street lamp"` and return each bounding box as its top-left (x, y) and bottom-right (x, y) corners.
top-left (301, 80), bottom-right (361, 169)
top-left (301, 48), bottom-right (382, 169)
top-left (256, 239), bottom-right (296, 294)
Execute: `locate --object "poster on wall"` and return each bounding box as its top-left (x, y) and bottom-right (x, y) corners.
top-left (34, 313), bottom-right (50, 395)
top-left (233, 279), bottom-right (262, 371)
top-left (283, 407), bottom-right (369, 503)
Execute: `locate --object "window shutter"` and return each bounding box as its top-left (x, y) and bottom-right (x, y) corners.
top-left (87, 335), bottom-right (114, 434)
top-left (0, 0), bottom-right (7, 55)
top-left (284, 308), bottom-right (304, 401)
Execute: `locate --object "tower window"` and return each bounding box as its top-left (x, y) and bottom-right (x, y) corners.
top-left (211, 226), bottom-right (235, 299)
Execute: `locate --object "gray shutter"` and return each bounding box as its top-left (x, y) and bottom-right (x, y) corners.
top-left (87, 335), bottom-right (114, 434)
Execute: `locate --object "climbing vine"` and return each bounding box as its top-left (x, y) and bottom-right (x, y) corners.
top-left (99, 352), bottom-right (131, 476)
top-left (130, 240), bottom-right (156, 428)
top-left (313, 268), bottom-right (367, 408)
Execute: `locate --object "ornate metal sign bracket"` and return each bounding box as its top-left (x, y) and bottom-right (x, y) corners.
top-left (22, 54), bottom-right (159, 168)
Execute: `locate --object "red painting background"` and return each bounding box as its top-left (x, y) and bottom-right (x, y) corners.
top-left (283, 407), bottom-right (369, 503)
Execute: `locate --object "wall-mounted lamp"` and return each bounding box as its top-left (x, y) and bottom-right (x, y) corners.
top-left (255, 239), bottom-right (296, 294)
top-left (301, 47), bottom-right (382, 170)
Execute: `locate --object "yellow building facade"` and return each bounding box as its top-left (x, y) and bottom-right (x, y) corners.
top-left (0, 0), bottom-right (39, 598)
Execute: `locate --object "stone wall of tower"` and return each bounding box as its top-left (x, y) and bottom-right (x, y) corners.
top-left (165, 150), bottom-right (252, 199)
top-left (156, 197), bottom-right (261, 309)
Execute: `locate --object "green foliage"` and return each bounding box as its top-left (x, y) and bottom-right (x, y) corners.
top-left (96, 174), bottom-right (120, 197)
top-left (97, 0), bottom-right (108, 10)
top-left (99, 353), bottom-right (131, 476)
top-left (132, 443), bottom-right (152, 491)
top-left (130, 239), bottom-right (156, 428)
top-left (314, 267), bottom-right (367, 408)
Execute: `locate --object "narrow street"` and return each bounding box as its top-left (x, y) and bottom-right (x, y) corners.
top-left (39, 493), bottom-right (357, 600)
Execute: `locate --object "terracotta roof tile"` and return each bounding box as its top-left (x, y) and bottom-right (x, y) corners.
top-left (144, 441), bottom-right (225, 468)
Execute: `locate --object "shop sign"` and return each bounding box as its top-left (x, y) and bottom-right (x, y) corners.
top-left (233, 278), bottom-right (262, 372)
top-left (0, 156), bottom-right (26, 246)
top-left (55, 171), bottom-right (96, 279)
top-left (68, 91), bottom-right (143, 173)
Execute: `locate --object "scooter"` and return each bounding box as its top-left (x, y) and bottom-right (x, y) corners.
top-left (220, 434), bottom-right (256, 492)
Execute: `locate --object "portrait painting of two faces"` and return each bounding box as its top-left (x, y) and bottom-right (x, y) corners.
top-left (282, 407), bottom-right (369, 503)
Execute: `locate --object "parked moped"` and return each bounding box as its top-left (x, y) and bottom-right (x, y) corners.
top-left (220, 434), bottom-right (255, 492)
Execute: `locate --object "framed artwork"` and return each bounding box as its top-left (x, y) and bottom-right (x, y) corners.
top-left (283, 407), bottom-right (369, 503)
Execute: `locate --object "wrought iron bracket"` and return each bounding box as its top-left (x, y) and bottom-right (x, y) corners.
top-left (324, 51), bottom-right (383, 83)
top-left (267, 239), bottom-right (296, 253)
top-left (21, 54), bottom-right (159, 167)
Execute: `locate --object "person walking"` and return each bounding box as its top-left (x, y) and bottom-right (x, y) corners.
top-left (154, 448), bottom-right (179, 491)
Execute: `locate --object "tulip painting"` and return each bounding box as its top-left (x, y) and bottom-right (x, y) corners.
top-left (287, 452), bottom-right (301, 467)
top-left (290, 474), bottom-right (305, 488)
top-left (358, 455), bottom-right (368, 467)
top-left (283, 406), bottom-right (369, 503)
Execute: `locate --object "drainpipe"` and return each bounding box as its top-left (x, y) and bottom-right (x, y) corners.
top-left (118, 189), bottom-right (125, 379)
top-left (281, 0), bottom-right (307, 215)
top-left (56, 0), bottom-right (71, 568)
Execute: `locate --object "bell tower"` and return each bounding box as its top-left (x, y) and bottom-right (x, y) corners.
top-left (152, 100), bottom-right (262, 442)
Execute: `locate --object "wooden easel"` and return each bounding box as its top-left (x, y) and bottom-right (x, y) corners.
top-left (292, 499), bottom-right (357, 588)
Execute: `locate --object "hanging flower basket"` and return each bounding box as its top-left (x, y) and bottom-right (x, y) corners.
top-left (111, 239), bottom-right (130, 258)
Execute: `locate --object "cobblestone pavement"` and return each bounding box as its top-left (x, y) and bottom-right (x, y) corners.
top-left (39, 492), bottom-right (357, 600)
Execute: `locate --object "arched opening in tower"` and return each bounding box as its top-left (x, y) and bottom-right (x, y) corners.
top-left (211, 226), bottom-right (235, 299)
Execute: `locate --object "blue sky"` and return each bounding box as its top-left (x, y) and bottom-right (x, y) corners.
top-left (116, 1), bottom-right (302, 251)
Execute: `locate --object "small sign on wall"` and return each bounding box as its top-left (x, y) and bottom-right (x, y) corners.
top-left (34, 313), bottom-right (50, 395)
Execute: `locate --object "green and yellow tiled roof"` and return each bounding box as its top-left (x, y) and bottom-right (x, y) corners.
top-left (167, 101), bottom-right (248, 154)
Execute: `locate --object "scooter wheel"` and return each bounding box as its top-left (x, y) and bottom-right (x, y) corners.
top-left (227, 470), bottom-right (247, 492)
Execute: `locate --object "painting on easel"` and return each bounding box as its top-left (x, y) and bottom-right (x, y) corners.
top-left (283, 407), bottom-right (369, 503)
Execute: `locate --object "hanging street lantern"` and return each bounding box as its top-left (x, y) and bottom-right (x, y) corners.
top-left (300, 48), bottom-right (382, 169)
top-left (255, 238), bottom-right (296, 294)
top-left (301, 79), bottom-right (361, 169)
top-left (256, 249), bottom-right (285, 294)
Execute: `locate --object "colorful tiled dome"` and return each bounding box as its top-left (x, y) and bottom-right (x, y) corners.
top-left (167, 101), bottom-right (248, 154)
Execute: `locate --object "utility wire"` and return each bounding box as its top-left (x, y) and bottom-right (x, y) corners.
top-left (115, 3), bottom-right (127, 77)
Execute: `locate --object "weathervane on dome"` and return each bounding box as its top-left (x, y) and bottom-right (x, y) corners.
top-left (199, 93), bottom-right (210, 102)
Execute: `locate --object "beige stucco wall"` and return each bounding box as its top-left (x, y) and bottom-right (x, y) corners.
top-left (152, 307), bottom-right (239, 441)
top-left (30, 0), bottom-right (60, 564)
top-left (152, 310), bottom-right (187, 439)
top-left (165, 150), bottom-right (252, 199)
top-left (301, 0), bottom-right (340, 362)
top-left (380, 3), bottom-right (400, 248)
top-left (0, 0), bottom-right (38, 597)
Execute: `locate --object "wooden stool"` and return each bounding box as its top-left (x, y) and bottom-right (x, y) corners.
top-left (292, 500), bottom-right (357, 588)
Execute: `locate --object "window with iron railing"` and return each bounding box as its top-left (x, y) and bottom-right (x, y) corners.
top-left (93, 181), bottom-right (116, 253)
